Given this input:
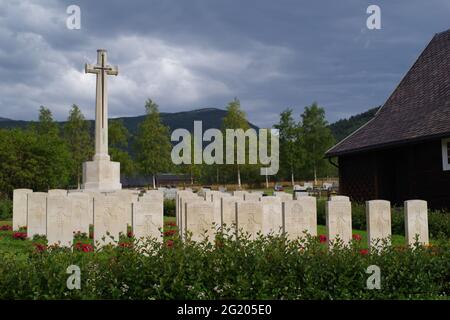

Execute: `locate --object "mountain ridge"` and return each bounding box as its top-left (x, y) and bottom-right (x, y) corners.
top-left (0, 106), bottom-right (379, 143)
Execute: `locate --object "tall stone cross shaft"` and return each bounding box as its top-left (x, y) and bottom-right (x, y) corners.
top-left (85, 49), bottom-right (118, 159)
top-left (82, 49), bottom-right (121, 191)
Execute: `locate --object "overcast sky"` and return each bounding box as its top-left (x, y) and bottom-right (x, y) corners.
top-left (0, 0), bottom-right (449, 127)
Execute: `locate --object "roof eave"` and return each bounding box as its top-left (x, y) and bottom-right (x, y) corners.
top-left (325, 131), bottom-right (450, 158)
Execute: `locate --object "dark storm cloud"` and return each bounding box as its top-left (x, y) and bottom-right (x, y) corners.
top-left (0, 0), bottom-right (449, 127)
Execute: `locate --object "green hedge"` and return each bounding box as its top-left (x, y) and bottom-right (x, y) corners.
top-left (0, 197), bottom-right (12, 220)
top-left (0, 233), bottom-right (448, 300)
top-left (317, 200), bottom-right (450, 239)
top-left (164, 199), bottom-right (176, 217)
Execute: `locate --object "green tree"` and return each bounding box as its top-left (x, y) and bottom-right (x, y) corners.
top-left (64, 105), bottom-right (93, 188)
top-left (33, 106), bottom-right (71, 190)
top-left (299, 102), bottom-right (335, 184)
top-left (36, 106), bottom-right (59, 136)
top-left (109, 119), bottom-right (135, 177)
top-left (134, 99), bottom-right (172, 189)
top-left (274, 108), bottom-right (302, 186)
top-left (221, 98), bottom-right (250, 189)
top-left (0, 117), bottom-right (71, 195)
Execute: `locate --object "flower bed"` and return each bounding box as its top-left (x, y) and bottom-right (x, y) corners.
top-left (0, 233), bottom-right (448, 300)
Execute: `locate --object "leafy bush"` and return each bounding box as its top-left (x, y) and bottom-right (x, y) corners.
top-left (0, 232), bottom-right (448, 300)
top-left (164, 199), bottom-right (176, 217)
top-left (317, 199), bottom-right (450, 238)
top-left (0, 197), bottom-right (12, 220)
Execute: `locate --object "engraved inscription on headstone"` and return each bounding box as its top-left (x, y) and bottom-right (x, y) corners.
top-left (47, 195), bottom-right (73, 247)
top-left (326, 199), bottom-right (352, 246)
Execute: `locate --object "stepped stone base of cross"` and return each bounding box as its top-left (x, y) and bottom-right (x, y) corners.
top-left (82, 157), bottom-right (121, 192)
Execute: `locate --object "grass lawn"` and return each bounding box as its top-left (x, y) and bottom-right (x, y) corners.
top-left (0, 216), bottom-right (411, 253)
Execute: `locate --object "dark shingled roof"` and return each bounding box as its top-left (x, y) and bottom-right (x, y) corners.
top-left (326, 29), bottom-right (450, 157)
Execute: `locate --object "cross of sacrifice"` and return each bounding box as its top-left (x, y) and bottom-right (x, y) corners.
top-left (85, 49), bottom-right (118, 158)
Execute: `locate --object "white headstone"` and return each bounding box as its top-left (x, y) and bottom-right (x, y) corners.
top-left (68, 193), bottom-right (91, 235)
top-left (366, 200), bottom-right (391, 249)
top-left (233, 190), bottom-right (246, 200)
top-left (221, 196), bottom-right (241, 229)
top-left (244, 193), bottom-right (261, 202)
top-left (284, 197), bottom-right (317, 240)
top-left (47, 195), bottom-right (73, 247)
top-left (404, 200), bottom-right (429, 246)
top-left (184, 201), bottom-right (214, 242)
top-left (178, 193), bottom-right (200, 239)
top-left (211, 199), bottom-right (222, 229)
top-left (114, 190), bottom-right (137, 226)
top-left (261, 196), bottom-right (283, 235)
top-left (93, 195), bottom-right (127, 247)
top-left (80, 190), bottom-right (99, 224)
top-left (27, 192), bottom-right (47, 238)
top-left (164, 188), bottom-right (177, 200)
top-left (274, 192), bottom-right (292, 202)
top-left (141, 190), bottom-right (164, 202)
top-left (12, 189), bottom-right (32, 230)
top-left (132, 201), bottom-right (163, 241)
top-left (330, 195), bottom-right (350, 202)
top-left (303, 182), bottom-right (313, 189)
top-left (236, 201), bottom-right (263, 240)
top-left (294, 191), bottom-right (309, 199)
top-left (326, 198), bottom-right (352, 246)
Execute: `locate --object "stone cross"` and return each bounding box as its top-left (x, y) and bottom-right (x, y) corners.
top-left (85, 49), bottom-right (118, 160)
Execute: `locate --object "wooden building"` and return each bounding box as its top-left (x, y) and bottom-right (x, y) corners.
top-left (326, 30), bottom-right (450, 209)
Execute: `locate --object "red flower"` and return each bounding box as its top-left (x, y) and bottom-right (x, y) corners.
top-left (12, 232), bottom-right (27, 240)
top-left (0, 225), bottom-right (12, 231)
top-left (359, 249), bottom-right (369, 255)
top-left (319, 234), bottom-right (327, 243)
top-left (127, 231), bottom-right (134, 238)
top-left (81, 244), bottom-right (94, 252)
top-left (119, 242), bottom-right (133, 248)
top-left (352, 234), bottom-right (362, 241)
top-left (166, 240), bottom-right (174, 248)
top-left (33, 243), bottom-right (47, 253)
top-left (74, 242), bottom-right (93, 252)
top-left (165, 222), bottom-right (177, 227)
top-left (163, 230), bottom-right (177, 237)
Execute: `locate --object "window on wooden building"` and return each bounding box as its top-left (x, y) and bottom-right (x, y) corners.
top-left (441, 138), bottom-right (450, 171)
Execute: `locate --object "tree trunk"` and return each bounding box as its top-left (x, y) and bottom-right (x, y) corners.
top-left (291, 165), bottom-right (295, 187)
top-left (152, 174), bottom-right (156, 189)
top-left (237, 165), bottom-right (242, 189)
top-left (314, 165), bottom-right (317, 186)
top-left (265, 167), bottom-right (269, 189)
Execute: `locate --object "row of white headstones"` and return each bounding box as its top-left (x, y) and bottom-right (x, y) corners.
top-left (177, 190), bottom-right (429, 248)
top-left (12, 189), bottom-right (164, 247)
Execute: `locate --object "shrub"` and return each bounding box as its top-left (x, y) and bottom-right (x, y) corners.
top-left (0, 197), bottom-right (12, 220)
top-left (0, 233), bottom-right (448, 300)
top-left (164, 199), bottom-right (176, 217)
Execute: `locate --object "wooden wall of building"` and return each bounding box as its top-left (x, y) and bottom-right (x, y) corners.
top-left (338, 139), bottom-right (450, 210)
